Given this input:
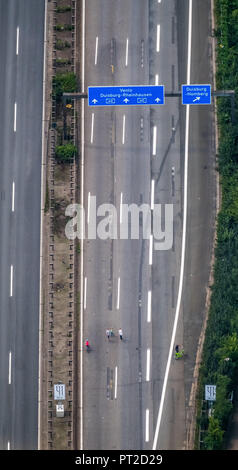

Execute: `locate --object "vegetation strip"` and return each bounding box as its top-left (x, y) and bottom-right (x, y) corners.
top-left (42, 0), bottom-right (78, 450)
top-left (196, 0), bottom-right (238, 450)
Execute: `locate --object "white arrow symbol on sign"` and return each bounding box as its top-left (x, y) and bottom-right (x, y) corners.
top-left (193, 96), bottom-right (200, 102)
top-left (155, 97), bottom-right (161, 103)
top-left (92, 99), bottom-right (98, 104)
top-left (123, 98), bottom-right (129, 103)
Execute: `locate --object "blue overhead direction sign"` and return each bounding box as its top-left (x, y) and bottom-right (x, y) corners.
top-left (88, 85), bottom-right (165, 107)
top-left (182, 84), bottom-right (211, 105)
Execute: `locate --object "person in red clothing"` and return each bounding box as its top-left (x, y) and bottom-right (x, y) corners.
top-left (85, 339), bottom-right (90, 350)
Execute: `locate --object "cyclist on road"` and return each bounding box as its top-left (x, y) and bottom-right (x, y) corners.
top-left (175, 344), bottom-right (184, 359)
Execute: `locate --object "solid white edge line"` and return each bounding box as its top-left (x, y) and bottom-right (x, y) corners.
top-left (152, 126), bottom-right (157, 156)
top-left (155, 74), bottom-right (159, 86)
top-left (95, 36), bottom-right (98, 65)
top-left (147, 290), bottom-right (152, 323)
top-left (156, 24), bottom-right (160, 52)
top-left (8, 351), bottom-right (12, 385)
top-left (84, 277), bottom-right (87, 310)
top-left (14, 103), bottom-right (17, 132)
top-left (80, 0), bottom-right (86, 451)
top-left (38, 0), bottom-right (48, 450)
top-left (146, 348), bottom-right (150, 382)
top-left (12, 182), bottom-right (15, 212)
top-left (16, 26), bottom-right (19, 55)
top-left (187, 3), bottom-right (192, 81)
top-left (7, 442), bottom-right (10, 450)
top-left (90, 113), bottom-right (94, 143)
top-left (125, 38), bottom-right (129, 66)
top-left (116, 277), bottom-right (120, 310)
top-left (114, 366), bottom-right (118, 399)
top-left (145, 409), bottom-right (150, 442)
top-left (152, 0), bottom-right (193, 450)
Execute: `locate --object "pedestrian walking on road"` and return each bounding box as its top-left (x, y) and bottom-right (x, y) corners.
top-left (119, 328), bottom-right (123, 340)
top-left (106, 329), bottom-right (110, 340)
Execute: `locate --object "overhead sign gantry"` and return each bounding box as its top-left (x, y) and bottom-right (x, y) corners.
top-left (63, 84), bottom-right (235, 121)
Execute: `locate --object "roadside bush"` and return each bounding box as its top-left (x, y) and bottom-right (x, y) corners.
top-left (55, 143), bottom-right (77, 162)
top-left (55, 58), bottom-right (71, 66)
top-left (56, 5), bottom-right (71, 13)
top-left (55, 24), bottom-right (73, 32)
top-left (53, 72), bottom-right (77, 101)
top-left (203, 417), bottom-right (224, 450)
top-left (56, 39), bottom-right (71, 50)
top-left (55, 24), bottom-right (65, 31)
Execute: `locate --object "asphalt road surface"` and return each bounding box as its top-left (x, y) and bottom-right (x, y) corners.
top-left (82, 0), bottom-right (215, 450)
top-left (0, 0), bottom-right (45, 450)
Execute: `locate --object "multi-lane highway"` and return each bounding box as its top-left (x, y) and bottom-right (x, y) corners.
top-left (0, 0), bottom-right (215, 451)
top-left (81, 0), bottom-right (216, 450)
top-left (0, 0), bottom-right (45, 449)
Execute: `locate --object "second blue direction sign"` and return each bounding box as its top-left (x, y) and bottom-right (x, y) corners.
top-left (182, 84), bottom-right (211, 105)
top-left (88, 85), bottom-right (164, 106)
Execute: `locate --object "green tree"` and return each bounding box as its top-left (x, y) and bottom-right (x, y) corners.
top-left (216, 333), bottom-right (238, 364)
top-left (203, 417), bottom-right (224, 450)
top-left (55, 143), bottom-right (77, 162)
top-left (53, 72), bottom-right (77, 101)
top-left (213, 375), bottom-right (233, 426)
